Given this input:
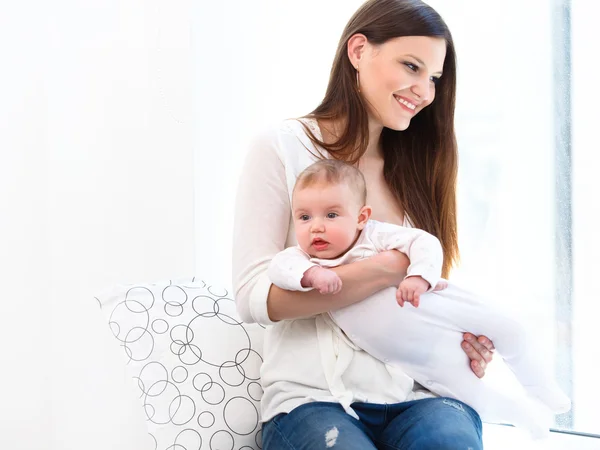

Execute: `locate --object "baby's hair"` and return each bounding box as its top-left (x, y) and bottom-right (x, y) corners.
top-left (293, 159), bottom-right (367, 206)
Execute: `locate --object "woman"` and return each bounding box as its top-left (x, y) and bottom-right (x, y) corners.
top-left (233, 0), bottom-right (495, 448)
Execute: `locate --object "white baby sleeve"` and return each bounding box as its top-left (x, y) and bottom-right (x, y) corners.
top-left (370, 221), bottom-right (443, 290)
top-left (268, 246), bottom-right (319, 292)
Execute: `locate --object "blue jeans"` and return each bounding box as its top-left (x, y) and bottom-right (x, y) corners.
top-left (262, 397), bottom-right (483, 450)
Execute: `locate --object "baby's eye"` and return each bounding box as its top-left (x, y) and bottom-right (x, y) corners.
top-left (327, 213), bottom-right (338, 219)
top-left (300, 214), bottom-right (310, 221)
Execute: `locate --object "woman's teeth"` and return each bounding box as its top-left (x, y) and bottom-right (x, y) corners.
top-left (395, 96), bottom-right (416, 110)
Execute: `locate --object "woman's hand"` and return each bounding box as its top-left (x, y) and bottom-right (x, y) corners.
top-left (462, 333), bottom-right (495, 378)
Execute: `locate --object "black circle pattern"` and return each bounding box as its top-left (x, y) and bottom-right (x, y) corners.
top-left (97, 277), bottom-right (266, 449)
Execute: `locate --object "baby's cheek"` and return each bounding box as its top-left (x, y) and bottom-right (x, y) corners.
top-left (296, 228), bottom-right (309, 249)
top-left (333, 226), bottom-right (355, 248)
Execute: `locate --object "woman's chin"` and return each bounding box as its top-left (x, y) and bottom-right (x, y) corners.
top-left (385, 118), bottom-right (411, 132)
top-left (384, 116), bottom-right (411, 131)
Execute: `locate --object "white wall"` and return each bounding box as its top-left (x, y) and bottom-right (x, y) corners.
top-left (1, 4), bottom-right (51, 447)
top-left (1, 1), bottom-right (194, 449)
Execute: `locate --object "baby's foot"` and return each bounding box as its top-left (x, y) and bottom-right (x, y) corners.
top-left (509, 395), bottom-right (553, 440)
top-left (523, 399), bottom-right (554, 440)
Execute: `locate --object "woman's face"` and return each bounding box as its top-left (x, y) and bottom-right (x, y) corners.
top-left (351, 35), bottom-right (447, 131)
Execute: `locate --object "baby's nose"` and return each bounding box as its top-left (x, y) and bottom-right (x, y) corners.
top-left (311, 219), bottom-right (325, 232)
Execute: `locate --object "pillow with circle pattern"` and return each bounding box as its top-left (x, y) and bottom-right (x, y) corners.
top-left (94, 277), bottom-right (265, 450)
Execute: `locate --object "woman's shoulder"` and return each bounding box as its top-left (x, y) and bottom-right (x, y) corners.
top-left (248, 117), bottom-right (326, 166)
top-left (252, 117), bottom-right (318, 144)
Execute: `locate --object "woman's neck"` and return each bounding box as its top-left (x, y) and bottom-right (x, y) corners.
top-left (318, 116), bottom-right (384, 160)
top-left (364, 118), bottom-right (384, 160)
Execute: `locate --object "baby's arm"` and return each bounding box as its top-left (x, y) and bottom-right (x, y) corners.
top-left (371, 222), bottom-right (444, 307)
top-left (268, 247), bottom-right (342, 294)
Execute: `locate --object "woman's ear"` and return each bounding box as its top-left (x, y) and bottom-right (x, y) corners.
top-left (347, 33), bottom-right (368, 69)
top-left (357, 205), bottom-right (372, 229)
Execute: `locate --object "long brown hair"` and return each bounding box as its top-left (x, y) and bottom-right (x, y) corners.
top-left (300, 0), bottom-right (459, 277)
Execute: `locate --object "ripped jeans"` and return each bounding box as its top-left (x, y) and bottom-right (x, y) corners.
top-left (262, 397), bottom-right (483, 450)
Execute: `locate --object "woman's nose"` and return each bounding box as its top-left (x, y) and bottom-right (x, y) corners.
top-left (411, 75), bottom-right (433, 103)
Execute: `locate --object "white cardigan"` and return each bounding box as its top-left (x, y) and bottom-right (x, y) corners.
top-left (232, 118), bottom-right (434, 423)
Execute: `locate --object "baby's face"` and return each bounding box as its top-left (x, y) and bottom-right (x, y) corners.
top-left (292, 182), bottom-right (363, 259)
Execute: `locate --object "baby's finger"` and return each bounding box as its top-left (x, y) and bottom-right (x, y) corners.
top-left (406, 290), bottom-right (414, 306)
top-left (396, 289), bottom-right (405, 307)
top-left (401, 289), bottom-right (409, 307)
top-left (413, 292), bottom-right (420, 308)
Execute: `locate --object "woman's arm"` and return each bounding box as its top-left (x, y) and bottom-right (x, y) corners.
top-left (267, 250), bottom-right (409, 321)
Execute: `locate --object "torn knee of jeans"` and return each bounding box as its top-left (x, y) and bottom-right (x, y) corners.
top-left (325, 427), bottom-right (339, 447)
top-left (442, 398), bottom-right (465, 412)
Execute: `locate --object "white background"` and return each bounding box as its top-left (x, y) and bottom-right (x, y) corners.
top-left (1, 0), bottom-right (194, 449)
top-left (1, 0), bottom-right (597, 449)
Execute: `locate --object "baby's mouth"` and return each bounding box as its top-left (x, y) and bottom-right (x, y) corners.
top-left (312, 238), bottom-right (329, 250)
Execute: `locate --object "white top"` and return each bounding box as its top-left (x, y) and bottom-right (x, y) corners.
top-left (232, 118), bottom-right (434, 423)
top-left (268, 219), bottom-right (443, 294)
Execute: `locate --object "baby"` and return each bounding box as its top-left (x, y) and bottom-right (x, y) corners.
top-left (268, 159), bottom-right (570, 437)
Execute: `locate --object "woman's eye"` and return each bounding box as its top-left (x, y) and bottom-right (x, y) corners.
top-left (404, 62), bottom-right (418, 72)
top-left (327, 213), bottom-right (338, 219)
top-left (430, 76), bottom-right (441, 86)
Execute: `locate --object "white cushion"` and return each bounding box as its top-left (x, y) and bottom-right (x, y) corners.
top-left (95, 277), bottom-right (265, 450)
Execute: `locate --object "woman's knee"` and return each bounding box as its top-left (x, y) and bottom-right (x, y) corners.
top-left (381, 397), bottom-right (483, 450)
top-left (424, 398), bottom-right (483, 449)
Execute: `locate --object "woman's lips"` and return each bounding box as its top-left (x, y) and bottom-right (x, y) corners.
top-left (394, 95), bottom-right (417, 115)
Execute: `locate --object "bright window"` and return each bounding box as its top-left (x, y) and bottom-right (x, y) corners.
top-left (428, 0), bottom-right (599, 437)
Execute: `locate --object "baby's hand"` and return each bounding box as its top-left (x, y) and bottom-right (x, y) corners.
top-left (303, 266), bottom-right (342, 295)
top-left (396, 276), bottom-right (430, 307)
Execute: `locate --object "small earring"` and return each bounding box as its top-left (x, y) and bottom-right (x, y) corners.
top-left (356, 69), bottom-right (360, 93)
